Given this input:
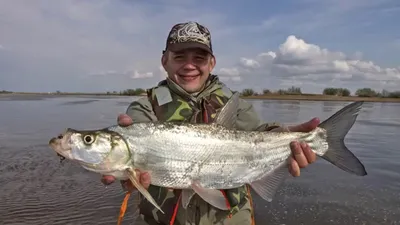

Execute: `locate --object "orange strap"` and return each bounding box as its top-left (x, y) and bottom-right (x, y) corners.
top-left (219, 190), bottom-right (233, 218)
top-left (220, 190), bottom-right (232, 210)
top-left (169, 193), bottom-right (182, 225)
top-left (168, 190), bottom-right (252, 224)
top-left (117, 191), bottom-right (132, 225)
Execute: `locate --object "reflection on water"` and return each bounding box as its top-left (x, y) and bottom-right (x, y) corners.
top-left (0, 96), bottom-right (399, 225)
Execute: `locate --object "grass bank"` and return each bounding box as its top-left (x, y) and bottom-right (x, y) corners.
top-left (2, 92), bottom-right (400, 103)
top-left (242, 94), bottom-right (400, 102)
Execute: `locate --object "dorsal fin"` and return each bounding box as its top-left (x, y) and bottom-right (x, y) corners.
top-left (214, 91), bottom-right (240, 129)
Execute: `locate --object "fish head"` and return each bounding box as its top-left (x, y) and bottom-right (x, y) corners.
top-left (49, 128), bottom-right (130, 167)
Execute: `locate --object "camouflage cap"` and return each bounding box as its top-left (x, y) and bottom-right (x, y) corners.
top-left (164, 21), bottom-right (213, 55)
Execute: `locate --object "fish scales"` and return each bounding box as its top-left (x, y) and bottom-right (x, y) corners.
top-left (108, 122), bottom-right (329, 189)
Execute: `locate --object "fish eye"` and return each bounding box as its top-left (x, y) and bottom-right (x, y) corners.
top-left (83, 134), bottom-right (95, 145)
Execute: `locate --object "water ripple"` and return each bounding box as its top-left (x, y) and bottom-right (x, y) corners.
top-left (0, 98), bottom-right (399, 225)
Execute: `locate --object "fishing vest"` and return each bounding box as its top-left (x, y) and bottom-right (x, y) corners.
top-left (139, 81), bottom-right (250, 224)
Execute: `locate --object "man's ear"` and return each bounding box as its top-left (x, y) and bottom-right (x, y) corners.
top-left (209, 55), bottom-right (216, 71)
top-left (161, 52), bottom-right (168, 70)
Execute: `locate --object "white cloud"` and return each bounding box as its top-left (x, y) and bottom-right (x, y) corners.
top-left (0, 0), bottom-right (232, 91)
top-left (89, 70), bottom-right (153, 79)
top-left (130, 71), bottom-right (153, 79)
top-left (239, 58), bottom-right (260, 69)
top-left (218, 67), bottom-right (241, 82)
top-left (221, 35), bottom-right (400, 92)
top-left (0, 0), bottom-right (399, 93)
top-left (220, 67), bottom-right (240, 76)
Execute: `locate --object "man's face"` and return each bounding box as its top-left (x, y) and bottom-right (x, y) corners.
top-left (161, 48), bottom-right (216, 93)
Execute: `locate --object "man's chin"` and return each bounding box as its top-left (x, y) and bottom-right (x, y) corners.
top-left (180, 83), bottom-right (205, 93)
top-left (180, 85), bottom-right (199, 93)
top-left (171, 75), bottom-right (208, 93)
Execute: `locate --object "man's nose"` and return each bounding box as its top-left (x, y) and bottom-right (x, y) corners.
top-left (182, 59), bottom-right (197, 69)
top-left (183, 61), bottom-right (197, 69)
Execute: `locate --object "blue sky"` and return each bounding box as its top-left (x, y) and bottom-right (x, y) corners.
top-left (0, 0), bottom-right (399, 94)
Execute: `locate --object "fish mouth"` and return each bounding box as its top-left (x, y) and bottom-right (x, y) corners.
top-left (49, 130), bottom-right (73, 159)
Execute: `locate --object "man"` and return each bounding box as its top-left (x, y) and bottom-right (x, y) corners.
top-left (102, 21), bottom-right (318, 225)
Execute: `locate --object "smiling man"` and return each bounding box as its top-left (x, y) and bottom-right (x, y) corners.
top-left (162, 22), bottom-right (215, 93)
top-left (102, 21), bottom-right (318, 225)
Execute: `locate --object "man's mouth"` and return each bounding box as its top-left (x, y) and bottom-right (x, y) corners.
top-left (178, 74), bottom-right (200, 82)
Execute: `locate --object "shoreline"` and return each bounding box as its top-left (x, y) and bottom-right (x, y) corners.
top-left (1, 92), bottom-right (400, 103)
top-left (242, 94), bottom-right (400, 103)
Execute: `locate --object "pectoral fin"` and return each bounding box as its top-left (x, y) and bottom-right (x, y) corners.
top-left (181, 189), bottom-right (196, 209)
top-left (191, 181), bottom-right (229, 210)
top-left (249, 161), bottom-right (289, 202)
top-left (125, 168), bottom-right (164, 214)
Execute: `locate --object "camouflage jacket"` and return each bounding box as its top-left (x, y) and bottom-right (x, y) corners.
top-left (125, 74), bottom-right (280, 224)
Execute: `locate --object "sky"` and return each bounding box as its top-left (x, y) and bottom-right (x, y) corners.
top-left (0, 0), bottom-right (400, 94)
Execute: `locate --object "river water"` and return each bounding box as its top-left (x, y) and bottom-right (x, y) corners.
top-left (0, 95), bottom-right (399, 225)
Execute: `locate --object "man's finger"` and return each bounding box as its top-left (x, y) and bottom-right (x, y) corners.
top-left (289, 157), bottom-right (300, 177)
top-left (290, 141), bottom-right (309, 168)
top-left (101, 175), bottom-right (116, 185)
top-left (140, 172), bottom-right (151, 189)
top-left (288, 117), bottom-right (320, 132)
top-left (302, 142), bottom-right (316, 163)
top-left (117, 114), bottom-right (133, 126)
top-left (121, 180), bottom-right (135, 191)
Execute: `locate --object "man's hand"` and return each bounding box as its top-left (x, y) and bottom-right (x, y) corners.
top-left (287, 117), bottom-right (319, 177)
top-left (100, 114), bottom-right (151, 191)
top-left (272, 117), bottom-right (319, 177)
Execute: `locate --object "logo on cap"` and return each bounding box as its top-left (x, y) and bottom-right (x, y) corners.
top-left (165, 21), bottom-right (212, 53)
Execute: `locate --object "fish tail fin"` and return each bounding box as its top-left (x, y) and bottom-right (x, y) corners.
top-left (249, 101), bottom-right (367, 203)
top-left (318, 101), bottom-right (367, 176)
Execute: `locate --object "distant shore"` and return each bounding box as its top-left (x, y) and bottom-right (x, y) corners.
top-left (242, 94), bottom-right (400, 102)
top-left (1, 92), bottom-right (400, 103)
top-left (0, 92), bottom-right (146, 96)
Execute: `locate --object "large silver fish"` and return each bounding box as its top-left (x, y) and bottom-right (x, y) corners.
top-left (49, 92), bottom-right (367, 216)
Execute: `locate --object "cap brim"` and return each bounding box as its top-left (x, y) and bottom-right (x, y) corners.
top-left (167, 42), bottom-right (213, 54)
